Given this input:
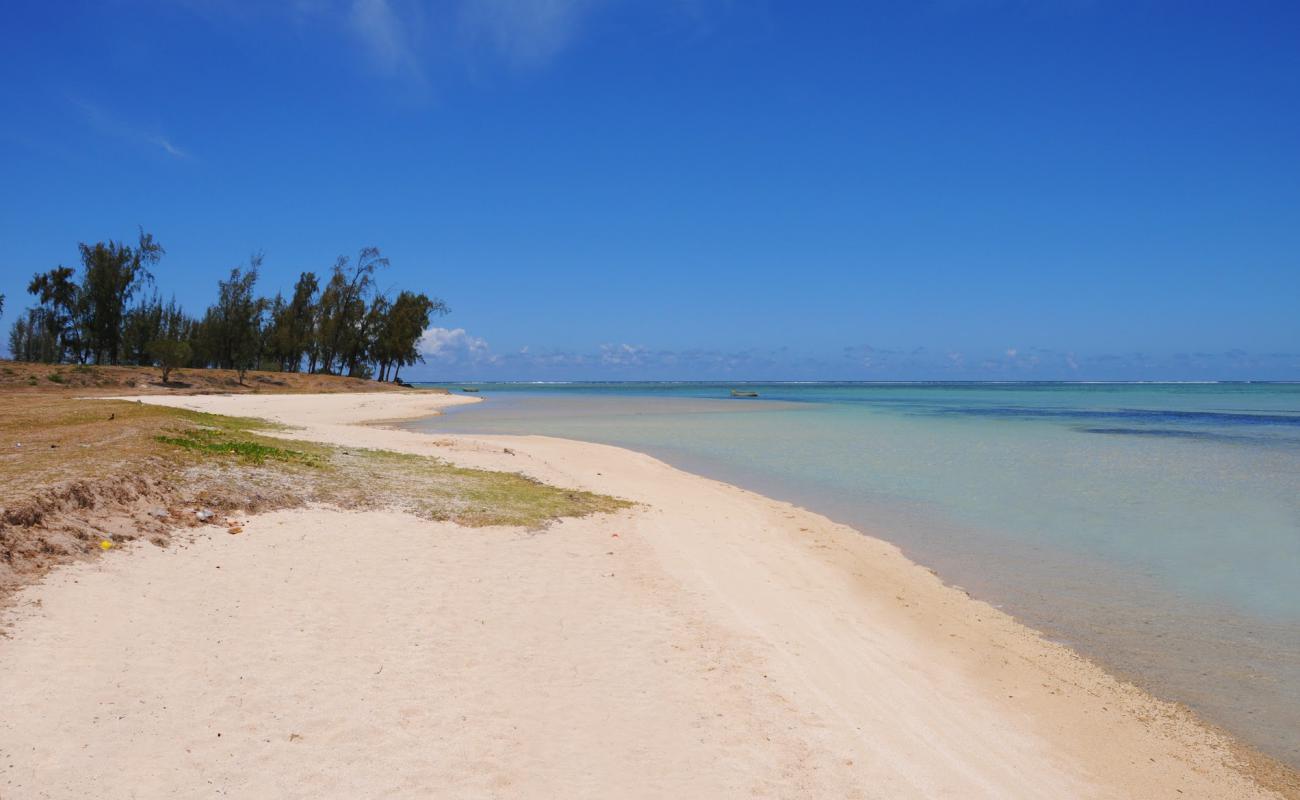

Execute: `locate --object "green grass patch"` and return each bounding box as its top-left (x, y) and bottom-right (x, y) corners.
top-left (46, 373), bottom-right (65, 384)
top-left (155, 427), bottom-right (320, 466)
top-left (151, 408), bottom-right (324, 466)
top-left (152, 421), bottom-right (322, 465)
top-left (348, 448), bottom-right (632, 527)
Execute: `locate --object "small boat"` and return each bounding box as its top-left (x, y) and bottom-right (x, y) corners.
top-left (461, 387), bottom-right (480, 393)
top-left (730, 389), bottom-right (759, 398)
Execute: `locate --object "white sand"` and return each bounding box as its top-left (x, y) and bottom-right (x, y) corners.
top-left (0, 392), bottom-right (1282, 799)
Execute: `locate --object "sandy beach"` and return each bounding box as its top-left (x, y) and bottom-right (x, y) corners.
top-left (0, 392), bottom-right (1287, 799)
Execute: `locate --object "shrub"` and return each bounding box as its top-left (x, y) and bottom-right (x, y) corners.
top-left (147, 339), bottom-right (192, 384)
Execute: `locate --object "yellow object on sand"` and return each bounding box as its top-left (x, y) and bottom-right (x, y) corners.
top-left (99, 540), bottom-right (113, 550)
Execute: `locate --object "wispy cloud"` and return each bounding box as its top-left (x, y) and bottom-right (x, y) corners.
top-left (177, 1), bottom-right (715, 86)
top-left (75, 99), bottom-right (191, 159)
top-left (150, 136), bottom-right (190, 159)
top-left (347, 0), bottom-right (422, 76)
top-left (457, 0), bottom-right (603, 69)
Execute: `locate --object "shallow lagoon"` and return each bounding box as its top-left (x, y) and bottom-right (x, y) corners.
top-left (406, 382), bottom-right (1300, 767)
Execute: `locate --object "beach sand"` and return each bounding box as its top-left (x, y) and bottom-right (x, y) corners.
top-left (0, 392), bottom-right (1286, 798)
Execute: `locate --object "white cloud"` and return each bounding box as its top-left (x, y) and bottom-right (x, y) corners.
top-left (75, 99), bottom-right (190, 159)
top-left (174, 1), bottom-right (728, 88)
top-left (458, 0), bottom-right (603, 68)
top-left (419, 326), bottom-right (493, 363)
top-left (151, 136), bottom-right (189, 158)
top-left (348, 0), bottom-right (420, 75)
top-left (398, 338), bottom-right (1300, 381)
top-left (598, 342), bottom-right (648, 366)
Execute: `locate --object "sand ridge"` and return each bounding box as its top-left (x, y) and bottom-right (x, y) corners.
top-left (0, 391), bottom-right (1285, 798)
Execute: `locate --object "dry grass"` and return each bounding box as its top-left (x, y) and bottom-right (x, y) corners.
top-left (0, 359), bottom-right (422, 396)
top-left (316, 449), bottom-right (628, 528)
top-left (0, 391), bottom-right (629, 601)
top-left (0, 396), bottom-right (203, 499)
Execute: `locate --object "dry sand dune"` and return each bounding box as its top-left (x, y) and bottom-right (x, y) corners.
top-left (0, 392), bottom-right (1284, 798)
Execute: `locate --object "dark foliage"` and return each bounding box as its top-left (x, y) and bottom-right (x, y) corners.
top-left (8, 232), bottom-right (445, 382)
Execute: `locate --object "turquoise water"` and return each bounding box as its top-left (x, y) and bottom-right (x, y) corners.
top-left (405, 382), bottom-right (1300, 767)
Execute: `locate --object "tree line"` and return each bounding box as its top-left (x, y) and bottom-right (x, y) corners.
top-left (4, 230), bottom-right (446, 384)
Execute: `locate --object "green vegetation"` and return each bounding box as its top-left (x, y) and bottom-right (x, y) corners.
top-left (8, 231), bottom-right (447, 384)
top-left (151, 408), bottom-right (322, 467)
top-left (3, 395), bottom-right (630, 548)
top-left (144, 408), bottom-right (631, 527)
top-left (343, 449), bottom-right (631, 528)
top-left (46, 372), bottom-right (64, 384)
top-left (146, 338), bottom-right (191, 383)
top-left (155, 429), bottom-right (319, 466)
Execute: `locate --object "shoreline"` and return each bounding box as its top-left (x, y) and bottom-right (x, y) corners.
top-left (2, 391), bottom-right (1293, 798)
top-left (412, 387), bottom-right (1300, 774)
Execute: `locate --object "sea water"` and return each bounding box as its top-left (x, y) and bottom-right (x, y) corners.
top-left (404, 382), bottom-right (1300, 767)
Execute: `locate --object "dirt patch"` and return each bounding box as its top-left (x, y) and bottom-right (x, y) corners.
top-left (0, 392), bottom-right (628, 606)
top-left (1, 473), bottom-right (195, 597)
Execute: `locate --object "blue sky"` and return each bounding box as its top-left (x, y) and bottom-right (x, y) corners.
top-left (2, 0), bottom-right (1298, 380)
